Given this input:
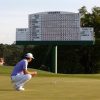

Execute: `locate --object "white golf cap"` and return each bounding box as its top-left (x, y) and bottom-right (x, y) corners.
top-left (25, 53), bottom-right (34, 59)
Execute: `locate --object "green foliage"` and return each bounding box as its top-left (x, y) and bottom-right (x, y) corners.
top-left (2, 44), bottom-right (24, 66)
top-left (57, 45), bottom-right (98, 74)
top-left (79, 6), bottom-right (87, 17)
top-left (79, 6), bottom-right (100, 38)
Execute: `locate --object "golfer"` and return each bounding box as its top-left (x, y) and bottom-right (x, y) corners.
top-left (11, 53), bottom-right (37, 91)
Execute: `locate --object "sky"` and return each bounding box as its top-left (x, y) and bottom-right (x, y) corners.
top-left (0, 0), bottom-right (100, 44)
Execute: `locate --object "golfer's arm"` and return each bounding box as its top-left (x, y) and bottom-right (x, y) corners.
top-left (23, 69), bottom-right (33, 75)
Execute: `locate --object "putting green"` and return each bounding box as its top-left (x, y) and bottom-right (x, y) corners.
top-left (0, 75), bottom-right (100, 100)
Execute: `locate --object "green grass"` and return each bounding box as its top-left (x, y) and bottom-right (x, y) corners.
top-left (0, 66), bottom-right (13, 75)
top-left (1, 65), bottom-right (100, 79)
top-left (1, 66), bottom-right (100, 100)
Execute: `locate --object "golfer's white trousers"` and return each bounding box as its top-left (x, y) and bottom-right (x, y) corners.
top-left (11, 74), bottom-right (32, 88)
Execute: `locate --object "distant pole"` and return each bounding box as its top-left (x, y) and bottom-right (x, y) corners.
top-left (52, 45), bottom-right (58, 74)
top-left (55, 45), bottom-right (57, 74)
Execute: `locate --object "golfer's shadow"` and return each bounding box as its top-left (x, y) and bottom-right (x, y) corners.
top-left (0, 89), bottom-right (14, 91)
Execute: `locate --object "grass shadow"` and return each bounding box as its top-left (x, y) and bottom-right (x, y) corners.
top-left (0, 89), bottom-right (14, 91)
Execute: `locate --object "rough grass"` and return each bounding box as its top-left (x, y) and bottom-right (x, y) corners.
top-left (1, 66), bottom-right (100, 100)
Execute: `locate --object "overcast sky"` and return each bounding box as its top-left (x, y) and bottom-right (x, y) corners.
top-left (0, 0), bottom-right (99, 44)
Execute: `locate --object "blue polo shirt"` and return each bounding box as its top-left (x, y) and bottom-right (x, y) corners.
top-left (11, 59), bottom-right (28, 76)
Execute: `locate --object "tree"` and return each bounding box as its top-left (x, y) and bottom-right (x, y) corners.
top-left (92, 7), bottom-right (100, 37)
top-left (79, 6), bottom-right (87, 17)
top-left (79, 6), bottom-right (100, 37)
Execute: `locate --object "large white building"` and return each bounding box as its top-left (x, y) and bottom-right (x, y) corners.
top-left (29, 11), bottom-right (81, 41)
top-left (16, 11), bottom-right (94, 44)
top-left (80, 27), bottom-right (94, 41)
top-left (16, 28), bottom-right (30, 41)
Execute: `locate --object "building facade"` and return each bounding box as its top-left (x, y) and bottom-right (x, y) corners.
top-left (29, 11), bottom-right (81, 41)
top-left (16, 28), bottom-right (30, 41)
top-left (80, 27), bottom-right (94, 41)
top-left (16, 11), bottom-right (94, 44)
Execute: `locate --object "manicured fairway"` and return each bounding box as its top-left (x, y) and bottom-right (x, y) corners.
top-left (0, 75), bottom-right (100, 100)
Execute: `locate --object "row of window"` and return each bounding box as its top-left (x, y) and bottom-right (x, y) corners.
top-left (29, 34), bottom-right (80, 38)
top-left (31, 24), bottom-right (80, 27)
top-left (17, 29), bottom-right (27, 32)
top-left (31, 14), bottom-right (79, 20)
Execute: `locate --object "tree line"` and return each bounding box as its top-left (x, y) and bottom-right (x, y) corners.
top-left (0, 6), bottom-right (100, 74)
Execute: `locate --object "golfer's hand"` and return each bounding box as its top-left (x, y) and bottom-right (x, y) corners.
top-left (31, 71), bottom-right (37, 77)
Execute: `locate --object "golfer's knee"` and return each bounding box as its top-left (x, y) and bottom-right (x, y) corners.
top-left (26, 74), bottom-right (32, 80)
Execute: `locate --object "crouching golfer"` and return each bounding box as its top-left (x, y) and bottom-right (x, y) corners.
top-left (11, 53), bottom-right (37, 91)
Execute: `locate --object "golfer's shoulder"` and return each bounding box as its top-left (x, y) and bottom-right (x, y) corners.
top-left (22, 59), bottom-right (28, 64)
top-left (21, 59), bottom-right (27, 62)
top-left (18, 59), bottom-right (27, 64)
